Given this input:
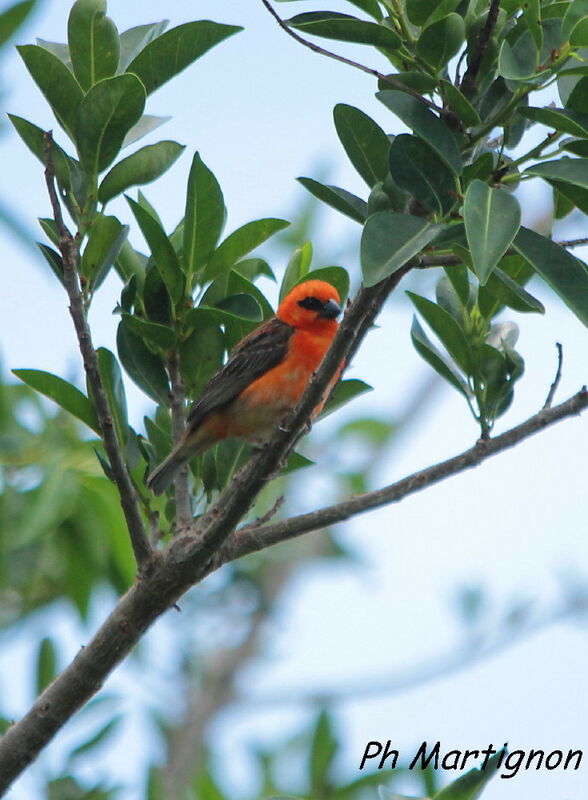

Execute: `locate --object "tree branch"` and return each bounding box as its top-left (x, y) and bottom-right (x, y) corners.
top-left (0, 265), bottom-right (409, 792)
top-left (167, 350), bottom-right (192, 529)
top-left (259, 0), bottom-right (444, 114)
top-left (43, 132), bottom-right (153, 574)
top-left (216, 387), bottom-right (588, 565)
top-left (460, 0), bottom-right (500, 99)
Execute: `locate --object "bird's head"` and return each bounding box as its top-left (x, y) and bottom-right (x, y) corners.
top-left (276, 280), bottom-right (341, 331)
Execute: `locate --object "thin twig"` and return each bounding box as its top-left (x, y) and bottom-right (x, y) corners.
top-left (259, 0), bottom-right (444, 114)
top-left (543, 342), bottom-right (564, 409)
top-left (167, 351), bottom-right (192, 529)
top-left (558, 237), bottom-right (588, 248)
top-left (43, 131), bottom-right (153, 574)
top-left (460, 0), bottom-right (501, 99)
top-left (216, 386), bottom-right (588, 565)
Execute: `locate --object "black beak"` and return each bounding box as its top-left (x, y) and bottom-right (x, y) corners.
top-left (318, 299), bottom-right (341, 319)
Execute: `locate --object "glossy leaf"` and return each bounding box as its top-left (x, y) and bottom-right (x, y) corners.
top-left (117, 319), bottom-right (170, 405)
top-left (96, 347), bottom-right (129, 447)
top-left (498, 30), bottom-right (538, 80)
top-left (389, 134), bottom-right (456, 215)
top-left (126, 20), bottom-right (242, 95)
top-left (513, 226), bottom-right (588, 328)
top-left (463, 180), bottom-right (521, 285)
top-left (417, 13), bottom-right (465, 70)
top-left (122, 315), bottom-right (175, 350)
top-left (566, 76), bottom-right (588, 113)
top-left (411, 317), bottom-right (469, 397)
top-left (524, 0), bottom-right (542, 50)
top-left (480, 265), bottom-right (545, 315)
top-left (407, 291), bottom-right (471, 372)
top-left (184, 152), bottom-right (226, 279)
top-left (12, 369), bottom-right (100, 433)
top-left (81, 214), bottom-right (129, 292)
top-left (440, 80), bottom-right (481, 126)
top-left (361, 212), bottom-right (443, 287)
top-left (525, 157), bottom-right (588, 190)
top-left (126, 196), bottom-right (184, 303)
top-left (297, 177), bottom-right (367, 223)
top-left (520, 106), bottom-right (588, 138)
top-left (0, 0), bottom-right (36, 48)
top-left (17, 44), bottom-right (83, 138)
top-left (118, 20), bottom-right (168, 71)
top-left (37, 243), bottom-right (65, 287)
top-left (287, 12), bottom-right (401, 49)
top-left (98, 141), bottom-right (184, 204)
top-left (280, 241), bottom-right (312, 301)
top-left (215, 293), bottom-right (263, 321)
top-left (9, 114), bottom-right (75, 192)
top-left (333, 104), bottom-right (390, 187)
top-left (321, 378), bottom-right (372, 418)
top-left (377, 91), bottom-right (462, 174)
top-left (67, 0), bottom-right (120, 91)
top-left (202, 218), bottom-right (289, 282)
top-left (122, 114), bottom-right (170, 148)
top-left (76, 73), bottom-right (145, 175)
top-left (179, 326), bottom-right (224, 395)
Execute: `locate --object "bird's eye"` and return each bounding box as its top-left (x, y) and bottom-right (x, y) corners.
top-left (297, 296), bottom-right (324, 311)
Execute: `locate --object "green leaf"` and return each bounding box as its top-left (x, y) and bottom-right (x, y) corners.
top-left (37, 243), bottom-right (65, 287)
top-left (520, 106), bottom-right (588, 137)
top-left (12, 369), bottom-right (100, 433)
top-left (480, 265), bottom-right (545, 315)
top-left (361, 212), bottom-right (443, 287)
top-left (463, 180), bottom-right (521, 285)
top-left (76, 73), bottom-right (145, 175)
top-left (215, 293), bottom-right (263, 321)
top-left (297, 177), bottom-right (367, 223)
top-left (562, 0), bottom-right (588, 40)
top-left (440, 79), bottom-right (481, 126)
top-left (8, 114), bottom-right (75, 192)
top-left (417, 14), bottom-right (465, 70)
top-left (122, 315), bottom-right (176, 350)
top-left (407, 291), bottom-right (471, 372)
top-left (126, 20), bottom-right (242, 95)
top-left (389, 134), bottom-right (456, 215)
top-left (184, 152), bottom-right (226, 280)
top-left (333, 104), bottom-right (390, 187)
top-left (35, 636), bottom-right (57, 694)
top-left (96, 347), bottom-right (129, 447)
top-left (433, 750), bottom-right (504, 800)
top-left (513, 226), bottom-right (588, 328)
top-left (117, 319), bottom-right (170, 405)
top-left (377, 91), bottom-right (462, 174)
top-left (309, 711), bottom-right (337, 796)
top-left (81, 214), bottom-right (129, 292)
top-left (410, 317), bottom-right (469, 397)
top-left (35, 38), bottom-right (72, 69)
top-left (524, 0), bottom-right (542, 51)
top-left (406, 0), bottom-right (458, 26)
top-left (17, 44), bottom-right (83, 138)
top-left (565, 76), bottom-right (588, 113)
top-left (118, 20), bottom-right (168, 72)
top-left (0, 0), bottom-right (35, 48)
top-left (179, 326), bottom-right (224, 395)
top-left (287, 12), bottom-right (401, 49)
top-left (498, 30), bottom-right (538, 80)
top-left (122, 114), bottom-right (170, 148)
top-left (280, 241), bottom-right (312, 301)
top-left (126, 196), bottom-right (184, 303)
top-left (548, 178), bottom-right (588, 216)
top-left (67, 0), bottom-right (119, 91)
top-left (525, 156), bottom-right (588, 190)
top-left (203, 218), bottom-right (289, 281)
top-left (320, 378), bottom-right (372, 418)
top-left (98, 141), bottom-right (184, 204)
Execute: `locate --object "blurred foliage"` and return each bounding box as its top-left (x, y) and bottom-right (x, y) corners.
top-left (2, 0), bottom-right (588, 798)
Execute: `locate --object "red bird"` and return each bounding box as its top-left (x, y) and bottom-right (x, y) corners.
top-left (147, 279), bottom-right (342, 495)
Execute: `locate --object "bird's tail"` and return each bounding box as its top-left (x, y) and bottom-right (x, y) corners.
top-left (147, 441), bottom-right (193, 496)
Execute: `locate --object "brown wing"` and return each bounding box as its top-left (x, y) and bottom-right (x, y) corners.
top-left (186, 317), bottom-right (293, 429)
